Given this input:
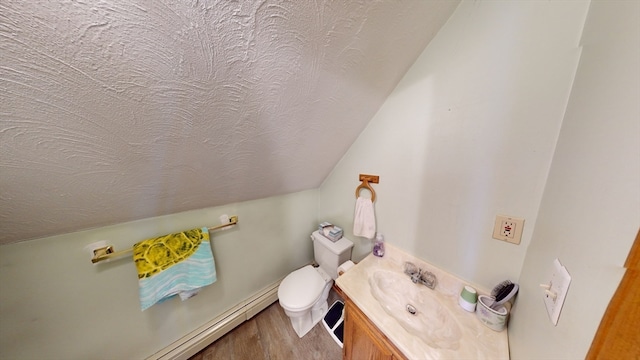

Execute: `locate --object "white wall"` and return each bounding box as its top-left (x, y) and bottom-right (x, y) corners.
top-left (509, 1), bottom-right (640, 358)
top-left (319, 1), bottom-right (588, 287)
top-left (0, 190), bottom-right (317, 359)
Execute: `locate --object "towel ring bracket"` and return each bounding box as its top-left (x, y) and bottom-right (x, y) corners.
top-left (355, 174), bottom-right (379, 202)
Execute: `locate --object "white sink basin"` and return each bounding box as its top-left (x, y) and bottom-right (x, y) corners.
top-left (369, 270), bottom-right (462, 350)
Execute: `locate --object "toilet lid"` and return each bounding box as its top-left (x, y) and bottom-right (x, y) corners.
top-left (278, 265), bottom-right (325, 311)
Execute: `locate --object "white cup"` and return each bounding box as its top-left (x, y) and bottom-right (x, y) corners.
top-left (458, 285), bottom-right (477, 312)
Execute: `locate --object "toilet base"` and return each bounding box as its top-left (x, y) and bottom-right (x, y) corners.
top-left (286, 300), bottom-right (329, 338)
top-left (278, 266), bottom-right (334, 338)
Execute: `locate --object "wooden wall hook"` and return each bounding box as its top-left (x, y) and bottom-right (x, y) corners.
top-left (355, 174), bottom-right (379, 202)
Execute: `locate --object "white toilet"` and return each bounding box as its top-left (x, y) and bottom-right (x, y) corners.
top-left (278, 231), bottom-right (354, 338)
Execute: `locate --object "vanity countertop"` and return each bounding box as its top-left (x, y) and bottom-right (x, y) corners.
top-left (336, 243), bottom-right (509, 359)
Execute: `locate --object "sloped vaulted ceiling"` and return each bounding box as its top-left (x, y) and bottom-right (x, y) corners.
top-left (0, 0), bottom-right (458, 244)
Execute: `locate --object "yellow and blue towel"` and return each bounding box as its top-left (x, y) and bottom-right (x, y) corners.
top-left (133, 227), bottom-right (216, 311)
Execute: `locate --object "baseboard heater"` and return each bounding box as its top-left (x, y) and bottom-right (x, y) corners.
top-left (147, 279), bottom-right (281, 360)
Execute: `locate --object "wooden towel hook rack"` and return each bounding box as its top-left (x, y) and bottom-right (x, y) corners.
top-left (355, 174), bottom-right (379, 202)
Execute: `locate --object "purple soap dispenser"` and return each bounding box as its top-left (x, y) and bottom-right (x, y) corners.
top-left (373, 233), bottom-right (385, 257)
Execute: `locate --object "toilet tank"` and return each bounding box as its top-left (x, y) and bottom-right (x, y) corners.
top-left (311, 231), bottom-right (354, 280)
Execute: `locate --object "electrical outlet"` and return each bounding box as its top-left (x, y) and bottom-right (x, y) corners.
top-left (492, 215), bottom-right (524, 244)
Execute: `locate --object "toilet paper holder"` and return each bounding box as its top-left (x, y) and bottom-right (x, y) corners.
top-left (337, 260), bottom-right (355, 276)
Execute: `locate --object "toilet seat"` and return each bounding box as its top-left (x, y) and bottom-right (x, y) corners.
top-left (278, 265), bottom-right (329, 311)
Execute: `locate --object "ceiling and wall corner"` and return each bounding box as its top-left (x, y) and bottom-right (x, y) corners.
top-left (0, 0), bottom-right (460, 245)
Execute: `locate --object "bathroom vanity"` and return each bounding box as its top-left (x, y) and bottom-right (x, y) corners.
top-left (342, 295), bottom-right (407, 360)
top-left (335, 244), bottom-right (509, 359)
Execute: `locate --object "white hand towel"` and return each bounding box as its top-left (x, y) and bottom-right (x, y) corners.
top-left (353, 196), bottom-right (376, 239)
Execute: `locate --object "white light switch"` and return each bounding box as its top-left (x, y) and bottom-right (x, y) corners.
top-left (541, 258), bottom-right (571, 325)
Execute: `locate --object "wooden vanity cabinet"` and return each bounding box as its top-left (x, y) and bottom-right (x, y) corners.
top-left (343, 297), bottom-right (407, 360)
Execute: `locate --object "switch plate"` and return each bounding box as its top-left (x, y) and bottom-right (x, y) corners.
top-left (542, 258), bottom-right (572, 325)
top-left (492, 215), bottom-right (524, 244)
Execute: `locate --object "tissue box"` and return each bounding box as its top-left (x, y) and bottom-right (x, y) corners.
top-left (327, 226), bottom-right (343, 242)
top-left (318, 222), bottom-right (343, 242)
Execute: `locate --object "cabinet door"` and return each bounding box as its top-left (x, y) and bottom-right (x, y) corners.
top-left (343, 300), bottom-right (393, 360)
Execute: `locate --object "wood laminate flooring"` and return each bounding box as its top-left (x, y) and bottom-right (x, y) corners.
top-left (190, 290), bottom-right (343, 360)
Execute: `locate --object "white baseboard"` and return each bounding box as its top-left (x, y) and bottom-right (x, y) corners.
top-left (147, 280), bottom-right (281, 360)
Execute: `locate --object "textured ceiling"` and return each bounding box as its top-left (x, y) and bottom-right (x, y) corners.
top-left (0, 0), bottom-right (458, 244)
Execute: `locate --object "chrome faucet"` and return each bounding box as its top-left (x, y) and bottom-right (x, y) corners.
top-left (403, 261), bottom-right (437, 289)
top-left (419, 270), bottom-right (437, 289)
top-left (410, 269), bottom-right (422, 284)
